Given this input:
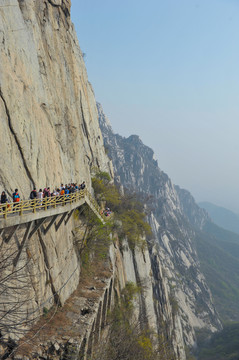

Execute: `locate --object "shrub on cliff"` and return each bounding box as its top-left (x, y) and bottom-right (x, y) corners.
top-left (92, 171), bottom-right (120, 207)
top-left (92, 171), bottom-right (152, 250)
top-left (76, 206), bottom-right (113, 271)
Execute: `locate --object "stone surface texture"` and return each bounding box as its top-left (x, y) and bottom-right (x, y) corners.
top-left (0, 0), bottom-right (111, 344)
top-left (0, 0), bottom-right (111, 197)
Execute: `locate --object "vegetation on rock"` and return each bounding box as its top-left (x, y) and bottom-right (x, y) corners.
top-left (196, 322), bottom-right (239, 360)
top-left (195, 223), bottom-right (239, 322)
top-left (92, 171), bottom-right (152, 249)
top-left (92, 282), bottom-right (175, 360)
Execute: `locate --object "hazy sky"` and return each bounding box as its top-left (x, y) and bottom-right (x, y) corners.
top-left (71, 0), bottom-right (239, 213)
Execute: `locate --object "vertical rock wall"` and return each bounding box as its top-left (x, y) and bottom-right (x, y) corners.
top-left (110, 239), bottom-right (186, 360)
top-left (0, 0), bottom-right (111, 344)
top-left (0, 0), bottom-right (111, 199)
top-left (0, 215), bottom-right (81, 341)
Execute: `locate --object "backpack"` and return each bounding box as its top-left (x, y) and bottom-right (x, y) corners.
top-left (13, 193), bottom-right (20, 202)
top-left (30, 191), bottom-right (35, 200)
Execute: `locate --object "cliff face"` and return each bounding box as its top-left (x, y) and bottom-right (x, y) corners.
top-left (0, 3), bottom-right (180, 359)
top-left (0, 0), bottom-right (111, 197)
top-left (98, 103), bottom-right (222, 350)
top-left (0, 0), bottom-right (112, 345)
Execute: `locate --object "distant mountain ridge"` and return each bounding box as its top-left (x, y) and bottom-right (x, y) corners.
top-left (98, 102), bottom-right (239, 360)
top-left (199, 202), bottom-right (239, 235)
top-left (98, 101), bottom-right (239, 326)
top-left (97, 102), bottom-right (223, 349)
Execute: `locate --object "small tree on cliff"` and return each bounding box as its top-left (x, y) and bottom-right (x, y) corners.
top-left (92, 171), bottom-right (152, 250)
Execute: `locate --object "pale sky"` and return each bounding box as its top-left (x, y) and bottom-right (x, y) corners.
top-left (71, 0), bottom-right (239, 213)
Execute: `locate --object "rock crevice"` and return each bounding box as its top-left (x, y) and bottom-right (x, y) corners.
top-left (0, 88), bottom-right (35, 188)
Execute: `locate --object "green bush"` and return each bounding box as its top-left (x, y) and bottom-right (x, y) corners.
top-left (77, 206), bottom-right (113, 269)
top-left (92, 171), bottom-right (152, 250)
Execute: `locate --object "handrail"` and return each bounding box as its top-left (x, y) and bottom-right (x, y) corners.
top-left (0, 189), bottom-right (103, 221)
top-left (85, 189), bottom-right (101, 214)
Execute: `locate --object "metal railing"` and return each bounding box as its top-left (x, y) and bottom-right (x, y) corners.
top-left (0, 189), bottom-right (102, 220)
top-left (85, 190), bottom-right (101, 214)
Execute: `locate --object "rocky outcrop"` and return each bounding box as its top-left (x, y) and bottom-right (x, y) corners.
top-left (5, 236), bottom-right (175, 360)
top-left (98, 102), bottom-right (222, 352)
top-left (175, 186), bottom-right (210, 230)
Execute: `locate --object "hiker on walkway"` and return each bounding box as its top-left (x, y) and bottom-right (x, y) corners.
top-left (30, 188), bottom-right (37, 200)
top-left (55, 188), bottom-right (61, 204)
top-left (1, 191), bottom-right (8, 212)
top-left (80, 181), bottom-right (86, 190)
top-left (30, 188), bottom-right (37, 209)
top-left (12, 189), bottom-right (20, 207)
top-left (37, 189), bottom-right (43, 206)
top-left (43, 187), bottom-right (51, 208)
top-left (43, 188), bottom-right (50, 198)
top-left (51, 188), bottom-right (58, 197)
top-left (69, 185), bottom-right (74, 194)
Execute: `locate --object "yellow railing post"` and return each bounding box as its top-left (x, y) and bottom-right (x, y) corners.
top-left (44, 197), bottom-right (47, 211)
top-left (54, 196), bottom-right (57, 208)
top-left (33, 199), bottom-right (36, 213)
top-left (3, 205), bottom-right (7, 219)
top-left (19, 201), bottom-right (23, 216)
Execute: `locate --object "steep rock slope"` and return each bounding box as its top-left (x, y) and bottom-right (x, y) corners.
top-left (0, 0), bottom-right (111, 197)
top-left (0, 0), bottom-right (112, 343)
top-left (98, 103), bottom-right (222, 349)
top-left (10, 235), bottom-right (176, 360)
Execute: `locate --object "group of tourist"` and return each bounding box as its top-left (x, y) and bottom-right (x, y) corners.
top-left (0, 181), bottom-right (112, 219)
top-left (0, 182), bottom-right (86, 209)
top-left (100, 207), bottom-right (112, 217)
